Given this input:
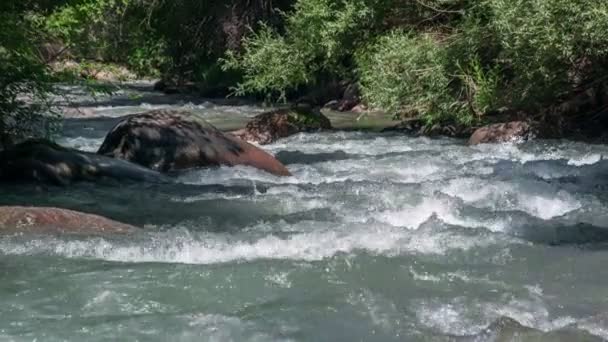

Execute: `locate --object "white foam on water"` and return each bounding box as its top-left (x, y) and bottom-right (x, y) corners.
top-left (266, 132), bottom-right (420, 155)
top-left (10, 105), bottom-right (608, 340)
top-left (346, 289), bottom-right (402, 334)
top-left (58, 137), bottom-right (105, 152)
top-left (0, 223), bottom-right (510, 265)
top-left (264, 271), bottom-right (293, 288)
top-left (409, 268), bottom-right (509, 289)
top-left (467, 140), bottom-right (608, 167)
top-left (172, 190), bottom-right (328, 217)
top-left (440, 177), bottom-right (582, 220)
top-left (577, 315), bottom-right (608, 340)
top-left (377, 198), bottom-right (456, 230)
top-left (181, 313), bottom-right (280, 342)
top-left (568, 153), bottom-right (603, 166)
top-left (376, 197), bottom-right (510, 232)
top-left (409, 267), bottom-right (442, 283)
top-left (520, 194), bottom-right (581, 220)
top-left (178, 154), bottom-right (448, 187)
top-left (415, 296), bottom-right (577, 336)
top-left (81, 289), bottom-right (164, 316)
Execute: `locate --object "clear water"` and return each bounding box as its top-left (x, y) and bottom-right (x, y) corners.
top-left (1, 85), bottom-right (608, 341)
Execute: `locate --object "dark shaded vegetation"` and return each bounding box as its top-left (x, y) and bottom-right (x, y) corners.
top-left (2, 0), bottom-right (608, 142)
top-left (225, 0), bottom-right (608, 136)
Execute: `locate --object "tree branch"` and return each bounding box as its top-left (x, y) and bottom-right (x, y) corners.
top-left (414, 0), bottom-right (464, 15)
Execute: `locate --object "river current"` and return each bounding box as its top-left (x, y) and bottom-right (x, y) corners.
top-left (1, 84), bottom-right (608, 341)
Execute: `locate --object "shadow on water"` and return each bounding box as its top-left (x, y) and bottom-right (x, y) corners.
top-left (518, 221), bottom-right (608, 246)
top-left (0, 180), bottom-right (316, 231)
top-left (438, 196), bottom-right (608, 247)
top-left (493, 158), bottom-right (608, 191)
top-left (275, 150), bottom-right (353, 165)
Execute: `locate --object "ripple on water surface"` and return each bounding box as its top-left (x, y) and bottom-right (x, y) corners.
top-left (2, 130), bottom-right (608, 341)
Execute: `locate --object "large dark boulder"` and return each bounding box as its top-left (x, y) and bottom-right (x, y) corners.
top-left (0, 206), bottom-right (137, 235)
top-left (468, 121), bottom-right (535, 145)
top-left (0, 139), bottom-right (167, 186)
top-left (231, 105), bottom-right (332, 145)
top-left (97, 109), bottom-right (292, 176)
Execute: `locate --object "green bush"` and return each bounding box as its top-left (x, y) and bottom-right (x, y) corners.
top-left (224, 0), bottom-right (608, 128)
top-left (456, 57), bottom-right (502, 120)
top-left (44, 0), bottom-right (167, 77)
top-left (223, 25), bottom-right (310, 101)
top-left (0, 7), bottom-right (61, 146)
top-left (356, 31), bottom-right (471, 125)
top-left (223, 0), bottom-right (378, 100)
top-left (487, 0), bottom-right (608, 108)
top-left (4, 0), bottom-right (608, 139)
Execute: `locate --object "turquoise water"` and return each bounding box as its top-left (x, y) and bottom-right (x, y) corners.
top-left (1, 85), bottom-right (608, 341)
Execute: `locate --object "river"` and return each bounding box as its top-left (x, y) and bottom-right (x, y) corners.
top-left (1, 83), bottom-right (608, 341)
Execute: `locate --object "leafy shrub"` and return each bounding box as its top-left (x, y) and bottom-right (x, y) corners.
top-left (0, 8), bottom-right (60, 146)
top-left (487, 0), bottom-right (608, 108)
top-left (44, 0), bottom-right (167, 77)
top-left (223, 0), bottom-right (378, 100)
top-left (223, 25), bottom-right (310, 101)
top-left (357, 31), bottom-right (472, 124)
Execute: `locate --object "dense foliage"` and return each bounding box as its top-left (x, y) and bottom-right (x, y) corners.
top-left (0, 0), bottom-right (289, 143)
top-left (2, 0), bottom-right (608, 143)
top-left (0, 1), bottom-right (62, 146)
top-left (227, 0), bottom-right (608, 126)
top-left (43, 0), bottom-right (292, 87)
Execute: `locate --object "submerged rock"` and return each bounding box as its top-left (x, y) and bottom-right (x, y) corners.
top-left (469, 121), bottom-right (535, 145)
top-left (97, 109), bottom-right (291, 176)
top-left (466, 316), bottom-right (603, 342)
top-left (0, 139), bottom-right (167, 185)
top-left (0, 206), bottom-right (137, 235)
top-left (231, 105), bottom-right (331, 145)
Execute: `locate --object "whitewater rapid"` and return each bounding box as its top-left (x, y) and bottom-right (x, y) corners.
top-left (1, 88), bottom-right (608, 340)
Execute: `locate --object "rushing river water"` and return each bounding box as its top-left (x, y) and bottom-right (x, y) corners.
top-left (1, 84), bottom-right (608, 341)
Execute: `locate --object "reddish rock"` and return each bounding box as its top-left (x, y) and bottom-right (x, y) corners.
top-left (0, 206), bottom-right (138, 235)
top-left (468, 121), bottom-right (535, 145)
top-left (97, 109), bottom-right (291, 176)
top-left (350, 104), bottom-right (368, 113)
top-left (231, 106), bottom-right (331, 145)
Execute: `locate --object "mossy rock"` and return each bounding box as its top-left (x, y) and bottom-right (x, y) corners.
top-left (287, 105), bottom-right (332, 129)
top-left (231, 105), bottom-right (332, 145)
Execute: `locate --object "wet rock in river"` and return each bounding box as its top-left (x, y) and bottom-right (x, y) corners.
top-left (0, 139), bottom-right (167, 185)
top-left (0, 206), bottom-right (138, 235)
top-left (97, 109), bottom-right (292, 176)
top-left (231, 104), bottom-right (331, 145)
top-left (323, 82), bottom-right (361, 112)
top-left (469, 121), bottom-right (535, 145)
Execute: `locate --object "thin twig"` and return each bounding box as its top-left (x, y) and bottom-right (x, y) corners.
top-left (414, 0), bottom-right (464, 14)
